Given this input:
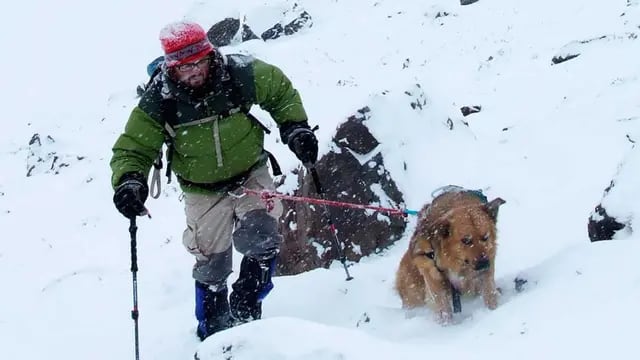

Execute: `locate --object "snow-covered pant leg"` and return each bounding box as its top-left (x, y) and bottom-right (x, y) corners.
top-left (182, 192), bottom-right (234, 288)
top-left (228, 164), bottom-right (283, 322)
top-left (231, 164), bottom-right (283, 259)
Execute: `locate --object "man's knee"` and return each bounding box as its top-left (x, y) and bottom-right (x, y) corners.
top-left (192, 246), bottom-right (233, 288)
top-left (233, 209), bottom-right (282, 259)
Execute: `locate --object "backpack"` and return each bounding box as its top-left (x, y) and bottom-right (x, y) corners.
top-left (140, 54), bottom-right (282, 198)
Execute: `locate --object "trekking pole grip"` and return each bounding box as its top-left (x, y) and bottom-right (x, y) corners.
top-left (129, 217), bottom-right (138, 273)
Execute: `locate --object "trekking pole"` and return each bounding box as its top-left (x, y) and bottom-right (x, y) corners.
top-left (307, 166), bottom-right (354, 281)
top-left (128, 217), bottom-right (141, 360)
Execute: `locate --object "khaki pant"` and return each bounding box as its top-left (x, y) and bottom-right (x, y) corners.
top-left (182, 164), bottom-right (283, 288)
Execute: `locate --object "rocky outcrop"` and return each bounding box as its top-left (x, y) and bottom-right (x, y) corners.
top-left (587, 145), bottom-right (638, 241)
top-left (25, 133), bottom-right (85, 178)
top-left (206, 10), bottom-right (312, 47)
top-left (276, 107), bottom-right (408, 275)
top-left (206, 18), bottom-right (259, 47)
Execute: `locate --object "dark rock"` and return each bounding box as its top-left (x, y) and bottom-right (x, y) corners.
top-left (514, 277), bottom-right (528, 293)
top-left (446, 118), bottom-right (454, 130)
top-left (207, 18), bottom-right (239, 47)
top-left (460, 105), bottom-right (482, 116)
top-left (284, 11), bottom-right (312, 35)
top-left (207, 18), bottom-right (259, 47)
top-left (261, 23), bottom-right (284, 41)
top-left (205, 10), bottom-right (312, 47)
top-left (587, 143), bottom-right (637, 242)
top-left (262, 11), bottom-right (312, 40)
top-left (335, 107), bottom-right (378, 154)
top-left (460, 0), bottom-right (480, 5)
top-left (276, 108), bottom-right (407, 275)
top-left (29, 133), bottom-right (41, 146)
top-left (588, 203), bottom-right (626, 241)
top-left (552, 53), bottom-right (580, 64)
top-left (552, 35), bottom-right (631, 65)
top-left (405, 84), bottom-right (427, 111)
top-left (587, 175), bottom-right (628, 243)
top-left (26, 133), bottom-right (79, 177)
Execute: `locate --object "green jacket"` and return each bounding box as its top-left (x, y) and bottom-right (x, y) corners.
top-left (110, 53), bottom-right (308, 192)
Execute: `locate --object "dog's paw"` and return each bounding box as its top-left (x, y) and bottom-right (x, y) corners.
top-left (436, 310), bottom-right (454, 325)
top-left (483, 291), bottom-right (499, 310)
top-left (485, 298), bottom-right (498, 310)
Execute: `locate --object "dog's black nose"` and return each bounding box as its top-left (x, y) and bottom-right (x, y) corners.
top-left (474, 257), bottom-right (490, 271)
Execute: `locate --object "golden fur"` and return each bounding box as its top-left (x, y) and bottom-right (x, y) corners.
top-left (395, 190), bottom-right (505, 324)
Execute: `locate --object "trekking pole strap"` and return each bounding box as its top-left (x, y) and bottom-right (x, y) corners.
top-left (150, 152), bottom-right (163, 199)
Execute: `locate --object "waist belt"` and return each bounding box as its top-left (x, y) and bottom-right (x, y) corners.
top-left (178, 170), bottom-right (252, 193)
top-left (177, 151), bottom-right (282, 193)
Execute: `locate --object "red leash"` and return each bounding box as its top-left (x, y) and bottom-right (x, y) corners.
top-left (242, 188), bottom-right (418, 217)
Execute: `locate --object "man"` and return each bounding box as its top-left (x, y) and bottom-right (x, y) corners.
top-left (110, 21), bottom-right (318, 341)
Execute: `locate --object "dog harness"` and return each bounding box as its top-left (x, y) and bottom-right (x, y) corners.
top-left (423, 185), bottom-right (490, 314)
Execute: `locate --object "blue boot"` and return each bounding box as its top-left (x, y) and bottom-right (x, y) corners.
top-left (195, 281), bottom-right (234, 341)
top-left (229, 256), bottom-right (276, 323)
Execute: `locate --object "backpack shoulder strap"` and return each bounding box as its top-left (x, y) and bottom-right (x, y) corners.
top-left (223, 54), bottom-right (256, 107)
top-left (223, 54), bottom-right (271, 134)
top-left (223, 55), bottom-right (282, 175)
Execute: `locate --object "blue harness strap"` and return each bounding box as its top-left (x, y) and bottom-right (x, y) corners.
top-left (431, 185), bottom-right (488, 203)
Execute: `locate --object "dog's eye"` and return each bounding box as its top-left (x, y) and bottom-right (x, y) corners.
top-left (481, 233), bottom-right (490, 242)
top-left (461, 236), bottom-right (473, 245)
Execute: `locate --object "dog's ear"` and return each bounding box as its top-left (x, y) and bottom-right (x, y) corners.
top-left (430, 219), bottom-right (450, 238)
top-left (484, 197), bottom-right (506, 222)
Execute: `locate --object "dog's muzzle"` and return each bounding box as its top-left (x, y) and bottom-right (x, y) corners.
top-left (474, 256), bottom-right (491, 271)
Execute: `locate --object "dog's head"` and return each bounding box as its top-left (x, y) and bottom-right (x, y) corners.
top-left (427, 197), bottom-right (505, 275)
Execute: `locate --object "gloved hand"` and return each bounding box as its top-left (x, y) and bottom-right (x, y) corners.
top-left (113, 172), bottom-right (149, 218)
top-left (281, 122), bottom-right (318, 166)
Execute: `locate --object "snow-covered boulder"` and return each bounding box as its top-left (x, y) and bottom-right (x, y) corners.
top-left (276, 107), bottom-right (407, 275)
top-left (588, 145), bottom-right (639, 241)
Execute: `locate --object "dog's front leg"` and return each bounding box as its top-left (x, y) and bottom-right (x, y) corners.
top-left (480, 271), bottom-right (499, 310)
top-left (418, 264), bottom-right (453, 324)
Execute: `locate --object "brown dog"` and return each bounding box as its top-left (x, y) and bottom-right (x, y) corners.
top-left (395, 188), bottom-right (505, 324)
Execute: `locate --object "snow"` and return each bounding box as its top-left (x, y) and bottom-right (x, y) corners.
top-left (1, 0), bottom-right (640, 359)
top-left (159, 21), bottom-right (201, 42)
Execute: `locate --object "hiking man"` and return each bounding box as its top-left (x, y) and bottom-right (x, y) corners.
top-left (110, 21), bottom-right (318, 340)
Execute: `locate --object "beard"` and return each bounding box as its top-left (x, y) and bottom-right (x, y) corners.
top-left (185, 73), bottom-right (207, 88)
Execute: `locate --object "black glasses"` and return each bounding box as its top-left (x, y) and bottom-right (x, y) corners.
top-left (175, 56), bottom-right (210, 72)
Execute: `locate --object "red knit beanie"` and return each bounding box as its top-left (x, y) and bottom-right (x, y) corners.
top-left (159, 21), bottom-right (214, 67)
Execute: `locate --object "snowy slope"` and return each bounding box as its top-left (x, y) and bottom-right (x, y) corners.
top-left (1, 0), bottom-right (639, 359)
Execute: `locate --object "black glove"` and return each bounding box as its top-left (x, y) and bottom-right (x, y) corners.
top-left (280, 121), bottom-right (318, 166)
top-left (113, 172), bottom-right (149, 218)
